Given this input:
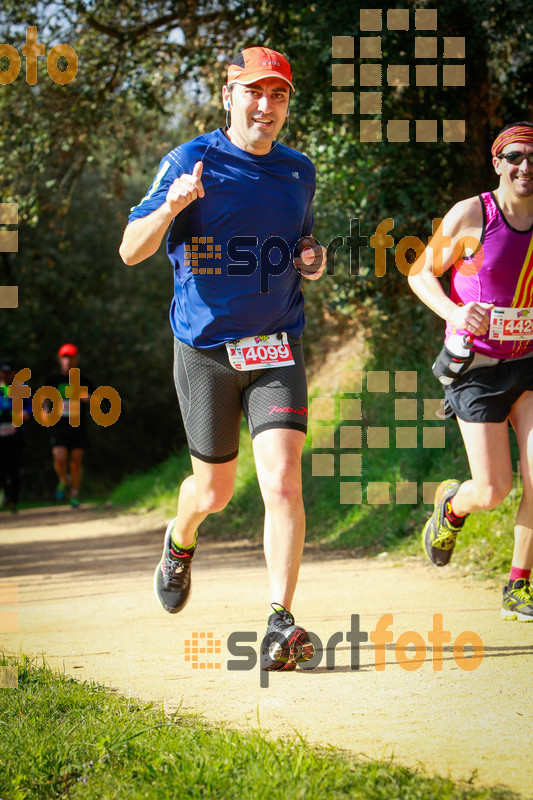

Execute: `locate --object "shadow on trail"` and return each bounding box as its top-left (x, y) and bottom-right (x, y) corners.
top-left (0, 509), bottom-right (265, 581)
top-left (0, 505), bottom-right (119, 530)
top-left (295, 642), bottom-right (533, 674)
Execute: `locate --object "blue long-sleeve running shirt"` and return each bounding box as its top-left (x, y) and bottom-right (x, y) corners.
top-left (128, 128), bottom-right (316, 349)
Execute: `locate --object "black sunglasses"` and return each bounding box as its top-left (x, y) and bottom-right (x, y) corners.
top-left (498, 151), bottom-right (533, 166)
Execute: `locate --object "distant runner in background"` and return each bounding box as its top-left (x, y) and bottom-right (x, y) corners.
top-left (408, 121), bottom-right (533, 622)
top-left (0, 358), bottom-right (31, 513)
top-left (46, 344), bottom-right (95, 508)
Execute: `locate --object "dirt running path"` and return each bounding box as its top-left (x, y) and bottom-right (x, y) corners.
top-left (1, 507), bottom-right (532, 797)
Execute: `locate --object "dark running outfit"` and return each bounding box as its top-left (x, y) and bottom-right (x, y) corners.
top-left (442, 191), bottom-right (533, 421)
top-left (129, 128), bottom-right (315, 462)
top-left (45, 370), bottom-right (95, 450)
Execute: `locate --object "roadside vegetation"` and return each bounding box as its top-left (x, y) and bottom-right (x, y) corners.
top-left (2, 0), bottom-right (531, 500)
top-left (110, 310), bottom-right (520, 583)
top-left (0, 656), bottom-right (520, 800)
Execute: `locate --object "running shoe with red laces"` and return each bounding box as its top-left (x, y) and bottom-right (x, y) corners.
top-left (260, 605), bottom-right (315, 671)
top-left (154, 518), bottom-right (194, 614)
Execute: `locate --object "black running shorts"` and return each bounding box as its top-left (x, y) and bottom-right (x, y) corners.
top-left (50, 421), bottom-right (89, 450)
top-left (444, 355), bottom-right (533, 423)
top-left (173, 336), bottom-right (308, 463)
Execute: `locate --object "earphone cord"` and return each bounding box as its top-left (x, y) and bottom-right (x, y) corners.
top-left (271, 114), bottom-right (289, 149)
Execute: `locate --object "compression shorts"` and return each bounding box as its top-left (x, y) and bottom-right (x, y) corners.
top-left (173, 336), bottom-right (308, 462)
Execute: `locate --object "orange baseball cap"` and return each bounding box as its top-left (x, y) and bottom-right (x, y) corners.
top-left (58, 343), bottom-right (78, 357)
top-left (227, 47), bottom-right (294, 91)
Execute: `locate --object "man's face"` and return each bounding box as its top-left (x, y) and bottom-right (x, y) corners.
top-left (493, 141), bottom-right (533, 198)
top-left (223, 77), bottom-right (290, 155)
top-left (59, 354), bottom-right (77, 373)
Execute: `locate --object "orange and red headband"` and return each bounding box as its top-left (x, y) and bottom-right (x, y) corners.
top-left (491, 125), bottom-right (533, 157)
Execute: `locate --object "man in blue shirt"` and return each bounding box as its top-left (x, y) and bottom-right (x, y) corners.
top-left (120, 46), bottom-right (325, 671)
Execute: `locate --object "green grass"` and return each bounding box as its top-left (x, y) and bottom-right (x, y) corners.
top-left (109, 448), bottom-right (194, 519)
top-left (0, 656), bottom-right (521, 800)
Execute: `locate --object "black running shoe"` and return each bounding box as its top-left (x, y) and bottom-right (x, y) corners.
top-left (260, 605), bottom-right (314, 671)
top-left (153, 518), bottom-right (194, 614)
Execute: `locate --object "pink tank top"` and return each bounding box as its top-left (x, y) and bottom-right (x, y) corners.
top-left (445, 191), bottom-right (533, 358)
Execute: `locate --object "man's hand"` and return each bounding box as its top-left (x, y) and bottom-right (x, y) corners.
top-left (293, 236), bottom-right (326, 280)
top-left (163, 161), bottom-right (205, 217)
top-left (449, 301), bottom-right (494, 336)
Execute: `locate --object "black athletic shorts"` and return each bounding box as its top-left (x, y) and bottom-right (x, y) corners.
top-left (50, 423), bottom-right (89, 450)
top-left (173, 336), bottom-right (308, 463)
top-left (444, 354), bottom-right (533, 423)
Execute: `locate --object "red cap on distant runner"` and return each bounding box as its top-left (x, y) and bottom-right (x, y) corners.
top-left (58, 343), bottom-right (78, 357)
top-left (227, 47), bottom-right (294, 91)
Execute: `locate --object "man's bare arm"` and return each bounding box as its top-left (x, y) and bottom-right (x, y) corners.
top-left (119, 161), bottom-right (205, 265)
top-left (407, 197), bottom-right (493, 336)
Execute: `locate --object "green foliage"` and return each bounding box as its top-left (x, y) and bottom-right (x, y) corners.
top-left (109, 313), bottom-right (520, 582)
top-left (110, 445), bottom-right (192, 516)
top-left (0, 656), bottom-right (520, 799)
top-left (1, 0), bottom-right (532, 497)
top-left (0, 0), bottom-right (244, 495)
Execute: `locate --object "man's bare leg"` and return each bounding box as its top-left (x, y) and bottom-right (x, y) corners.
top-left (154, 455), bottom-right (238, 614)
top-left (171, 455), bottom-right (239, 547)
top-left (452, 418), bottom-right (514, 515)
top-left (52, 446), bottom-right (68, 486)
top-left (253, 427), bottom-right (314, 670)
top-left (423, 417), bottom-right (513, 566)
top-left (253, 427), bottom-right (306, 611)
top-left (69, 448), bottom-right (83, 492)
top-left (509, 391), bottom-right (533, 572)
